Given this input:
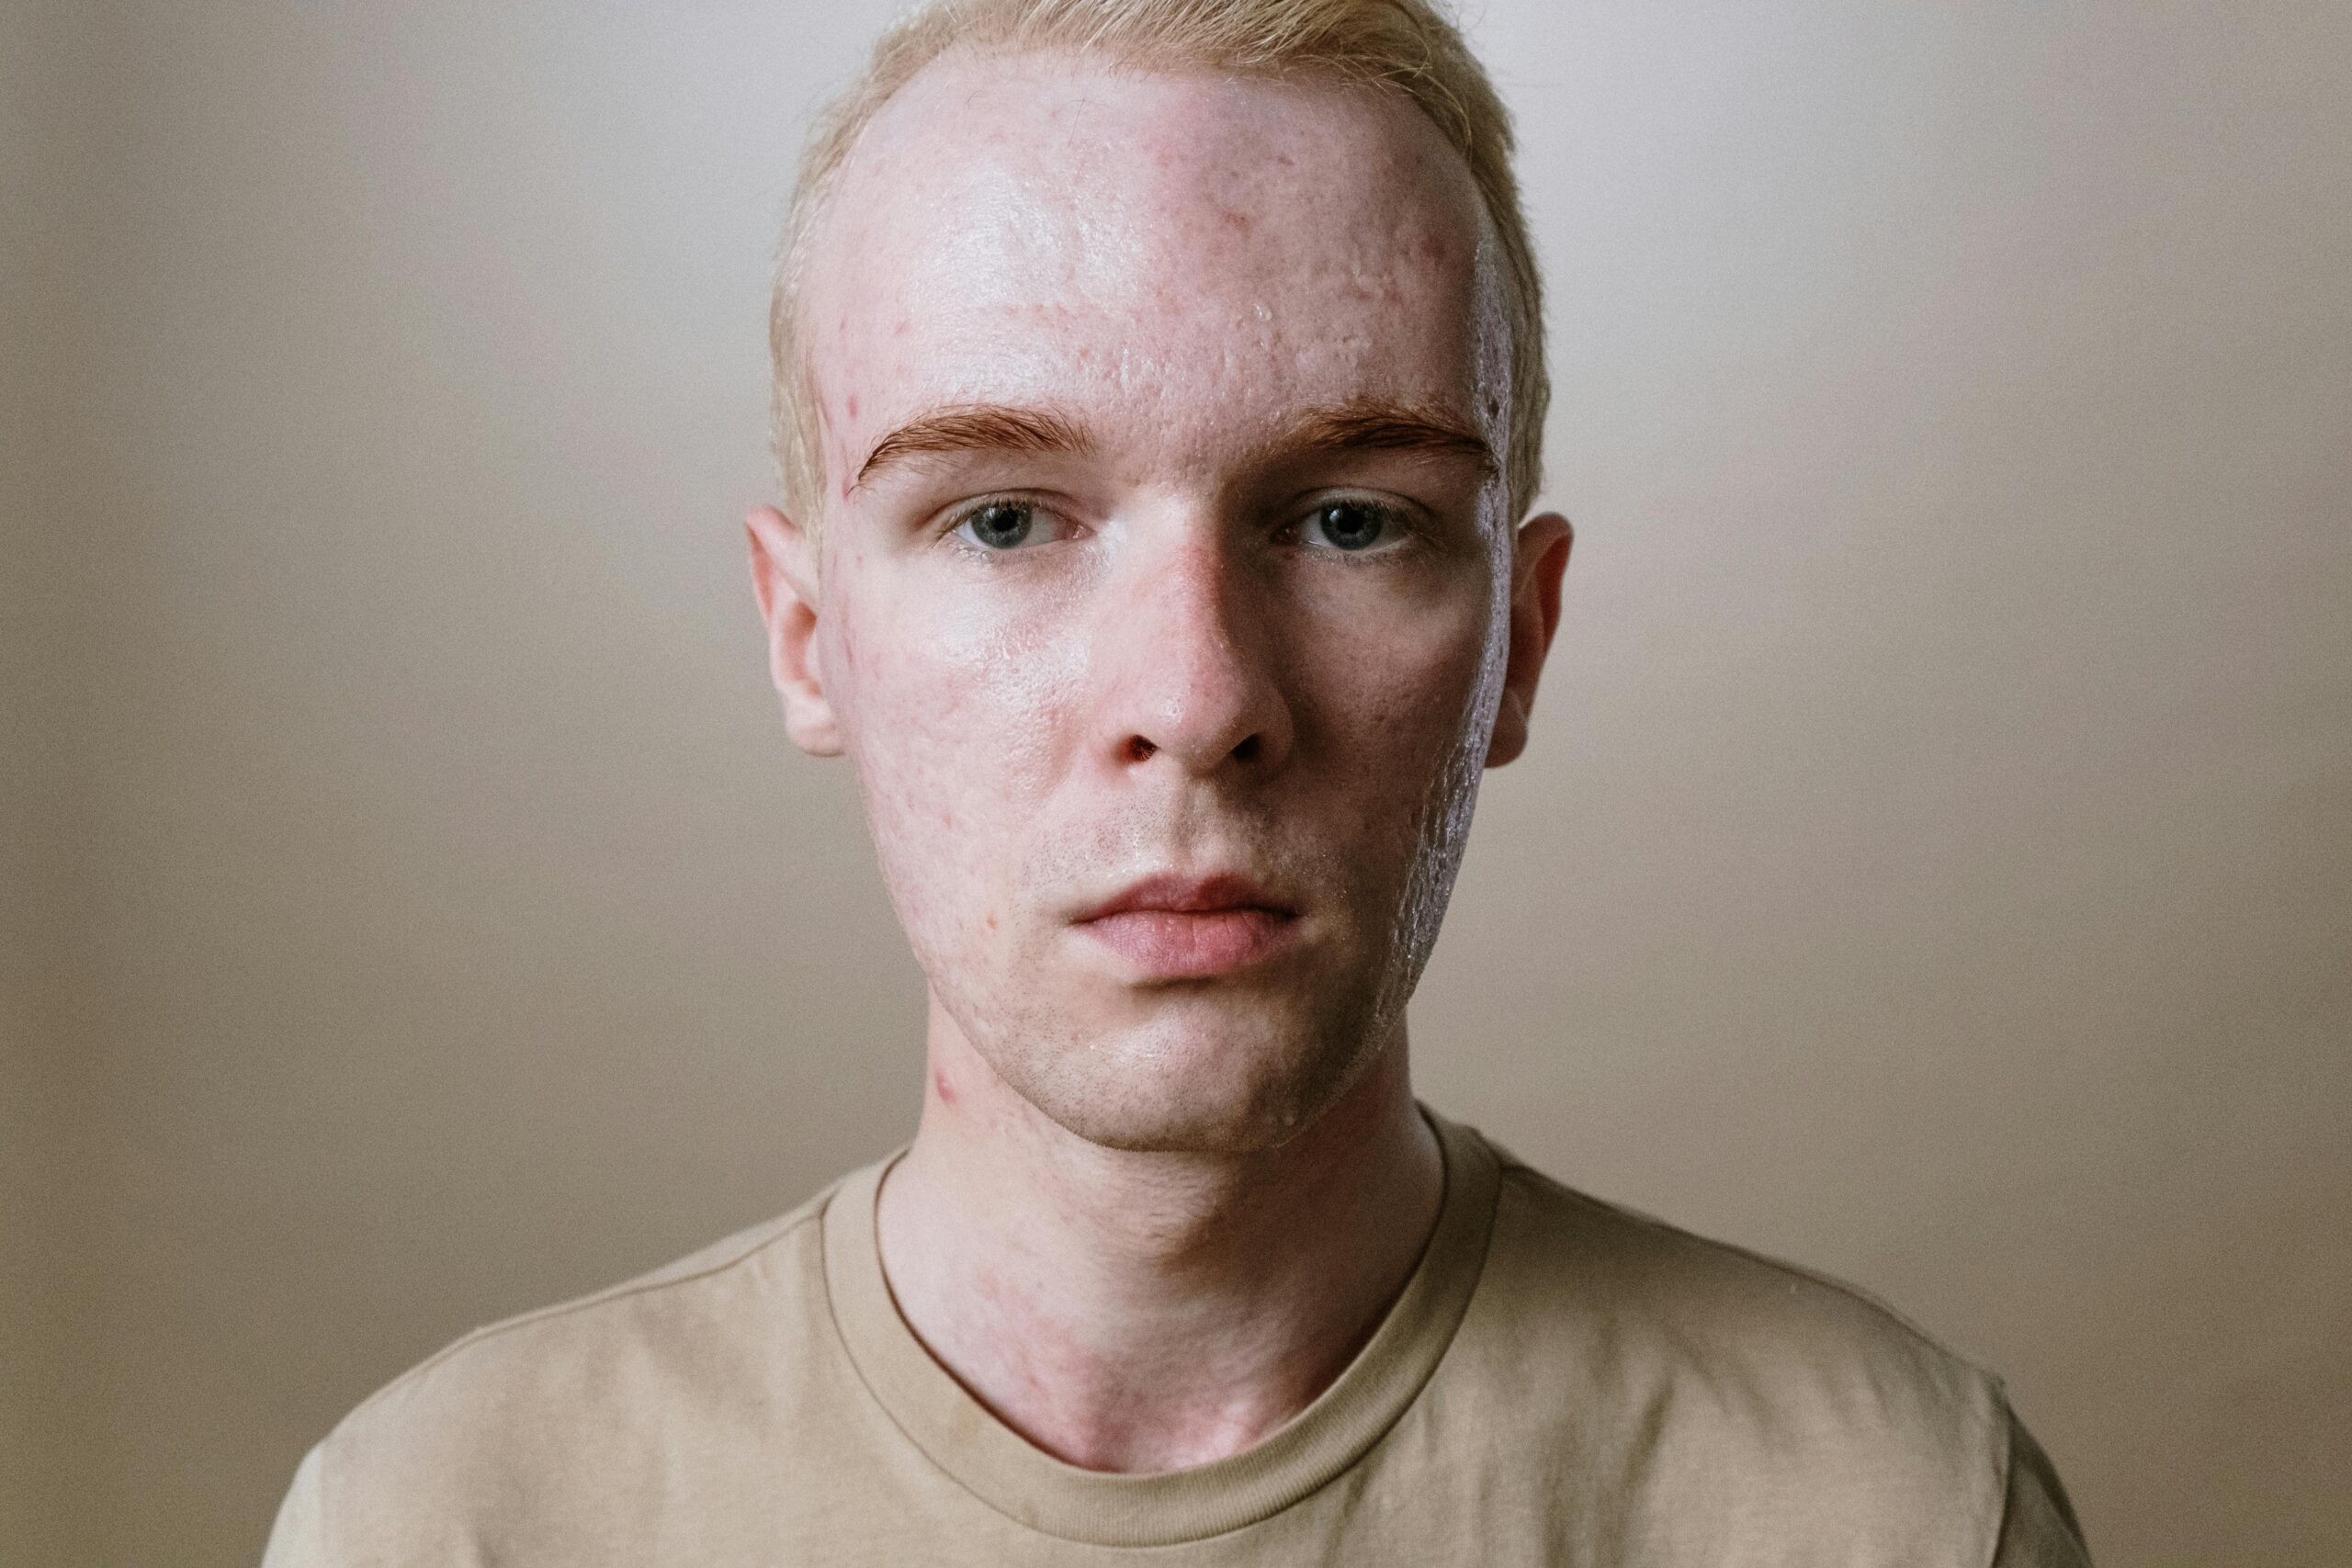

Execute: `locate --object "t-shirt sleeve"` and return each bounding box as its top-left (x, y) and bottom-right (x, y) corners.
top-left (1989, 1404), bottom-right (2093, 1567)
top-left (259, 1442), bottom-right (328, 1568)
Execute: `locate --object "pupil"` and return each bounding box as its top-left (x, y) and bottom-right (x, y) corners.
top-left (1321, 502), bottom-right (1382, 550)
top-left (971, 502), bottom-right (1032, 548)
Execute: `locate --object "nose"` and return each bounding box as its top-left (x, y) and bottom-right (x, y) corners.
top-left (1092, 534), bottom-right (1295, 780)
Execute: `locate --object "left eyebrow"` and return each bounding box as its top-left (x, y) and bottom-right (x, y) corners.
top-left (850, 403), bottom-right (1092, 492)
top-left (1271, 399), bottom-right (1498, 478)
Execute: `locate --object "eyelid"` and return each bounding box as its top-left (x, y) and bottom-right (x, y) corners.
top-left (940, 491), bottom-right (1084, 550)
top-left (1290, 491), bottom-right (1421, 554)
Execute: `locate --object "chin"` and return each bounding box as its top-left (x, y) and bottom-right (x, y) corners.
top-left (983, 993), bottom-right (1392, 1156)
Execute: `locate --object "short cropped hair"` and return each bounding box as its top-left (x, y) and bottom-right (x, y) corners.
top-left (772, 0), bottom-right (1547, 525)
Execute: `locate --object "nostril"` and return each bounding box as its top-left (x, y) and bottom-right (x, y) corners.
top-left (1231, 734), bottom-right (1260, 763)
top-left (1125, 736), bottom-right (1159, 763)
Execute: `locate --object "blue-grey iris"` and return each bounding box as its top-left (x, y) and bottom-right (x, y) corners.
top-left (967, 502), bottom-right (1033, 549)
top-left (1316, 501), bottom-right (1385, 551)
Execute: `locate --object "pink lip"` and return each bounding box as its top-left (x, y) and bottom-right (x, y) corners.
top-left (1072, 874), bottom-right (1301, 979)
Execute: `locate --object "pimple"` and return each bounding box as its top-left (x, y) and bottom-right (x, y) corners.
top-left (845, 392), bottom-right (859, 419)
top-left (933, 1066), bottom-right (956, 1104)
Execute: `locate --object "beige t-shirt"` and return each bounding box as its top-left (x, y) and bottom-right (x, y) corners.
top-left (263, 1112), bottom-right (2090, 1564)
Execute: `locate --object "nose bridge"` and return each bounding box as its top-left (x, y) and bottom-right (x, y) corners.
top-left (1156, 534), bottom-right (1246, 680)
top-left (1097, 517), bottom-right (1289, 774)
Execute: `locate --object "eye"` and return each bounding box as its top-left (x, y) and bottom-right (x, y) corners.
top-left (1298, 498), bottom-right (1406, 554)
top-left (952, 500), bottom-right (1049, 551)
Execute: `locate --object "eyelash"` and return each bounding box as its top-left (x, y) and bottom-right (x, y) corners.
top-left (935, 493), bottom-right (1429, 558)
top-left (941, 493), bottom-right (1072, 555)
top-left (1285, 495), bottom-right (1419, 558)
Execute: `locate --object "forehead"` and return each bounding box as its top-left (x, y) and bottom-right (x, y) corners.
top-left (799, 51), bottom-right (1503, 499)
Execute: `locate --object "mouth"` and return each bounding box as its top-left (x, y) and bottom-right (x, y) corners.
top-left (1071, 873), bottom-right (1302, 980)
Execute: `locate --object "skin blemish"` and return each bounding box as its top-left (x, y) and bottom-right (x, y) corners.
top-left (1413, 231), bottom-right (1456, 269)
top-left (933, 1066), bottom-right (956, 1104)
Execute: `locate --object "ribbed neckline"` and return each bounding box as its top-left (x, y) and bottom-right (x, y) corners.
top-left (819, 1109), bottom-right (1500, 1548)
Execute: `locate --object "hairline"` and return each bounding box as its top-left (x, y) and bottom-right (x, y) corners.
top-left (774, 15), bottom-right (1546, 531)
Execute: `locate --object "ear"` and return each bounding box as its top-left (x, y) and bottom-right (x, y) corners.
top-left (744, 504), bottom-right (843, 756)
top-left (1486, 512), bottom-right (1573, 769)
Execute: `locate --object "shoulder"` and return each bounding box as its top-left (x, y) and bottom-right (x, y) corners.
top-left (1447, 1134), bottom-right (2021, 1562)
top-left (340, 1187), bottom-right (832, 1438)
top-left (286, 1179), bottom-right (851, 1559)
top-left (1486, 1147), bottom-right (1989, 1412)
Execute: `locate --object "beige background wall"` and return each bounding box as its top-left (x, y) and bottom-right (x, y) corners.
top-left (5, 3), bottom-right (2346, 1564)
top-left (6, 1), bottom-right (106, 1560)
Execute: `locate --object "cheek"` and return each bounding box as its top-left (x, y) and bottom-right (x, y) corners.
top-left (1296, 572), bottom-right (1500, 773)
top-left (826, 577), bottom-right (1084, 913)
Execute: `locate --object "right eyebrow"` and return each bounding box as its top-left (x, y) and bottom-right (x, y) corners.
top-left (850, 403), bottom-right (1092, 492)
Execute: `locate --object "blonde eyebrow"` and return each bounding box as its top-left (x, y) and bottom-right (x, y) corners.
top-left (846, 397), bottom-right (1494, 493)
top-left (1274, 399), bottom-right (1498, 476)
top-left (852, 404), bottom-right (1091, 490)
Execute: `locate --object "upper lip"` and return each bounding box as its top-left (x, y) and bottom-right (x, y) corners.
top-left (1073, 873), bottom-right (1296, 923)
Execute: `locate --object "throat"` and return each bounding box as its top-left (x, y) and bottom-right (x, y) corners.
top-left (873, 1039), bottom-right (1444, 1472)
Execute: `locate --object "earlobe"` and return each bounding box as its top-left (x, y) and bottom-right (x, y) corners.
top-left (1485, 512), bottom-right (1573, 770)
top-left (743, 505), bottom-right (844, 757)
top-left (1487, 691), bottom-right (1531, 768)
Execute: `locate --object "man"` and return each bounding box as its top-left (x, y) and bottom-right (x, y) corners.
top-left (265, 0), bottom-right (2091, 1561)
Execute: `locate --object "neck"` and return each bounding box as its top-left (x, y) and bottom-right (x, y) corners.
top-left (874, 995), bottom-right (1444, 1473)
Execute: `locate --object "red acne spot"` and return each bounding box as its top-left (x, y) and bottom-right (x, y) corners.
top-left (933, 1067), bottom-right (956, 1105)
top-left (845, 393), bottom-right (859, 419)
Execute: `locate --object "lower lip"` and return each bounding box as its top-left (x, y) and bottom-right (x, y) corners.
top-left (1076, 908), bottom-right (1299, 979)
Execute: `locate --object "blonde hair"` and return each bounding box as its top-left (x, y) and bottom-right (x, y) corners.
top-left (771, 0), bottom-right (1547, 522)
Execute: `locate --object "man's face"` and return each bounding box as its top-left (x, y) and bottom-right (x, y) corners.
top-left (755, 52), bottom-right (1564, 1153)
